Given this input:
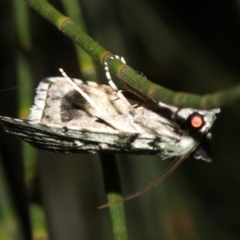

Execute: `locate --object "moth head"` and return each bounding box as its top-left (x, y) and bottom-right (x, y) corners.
top-left (174, 108), bottom-right (220, 162)
top-left (175, 108), bottom-right (220, 134)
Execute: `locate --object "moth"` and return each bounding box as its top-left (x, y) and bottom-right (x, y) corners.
top-left (0, 56), bottom-right (220, 206)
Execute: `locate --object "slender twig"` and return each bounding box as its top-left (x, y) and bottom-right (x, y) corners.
top-left (26, 0), bottom-right (240, 109)
top-left (61, 0), bottom-right (96, 80)
top-left (61, 1), bottom-right (128, 239)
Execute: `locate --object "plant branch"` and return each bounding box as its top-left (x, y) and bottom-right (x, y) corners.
top-left (26, 0), bottom-right (240, 109)
top-left (61, 1), bottom-right (128, 239)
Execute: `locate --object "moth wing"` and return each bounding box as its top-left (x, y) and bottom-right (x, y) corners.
top-left (0, 116), bottom-right (168, 155)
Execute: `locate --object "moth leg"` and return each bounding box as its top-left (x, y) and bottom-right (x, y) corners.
top-left (104, 55), bottom-right (136, 115)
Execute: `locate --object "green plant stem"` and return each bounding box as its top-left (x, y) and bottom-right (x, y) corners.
top-left (61, 0), bottom-right (96, 80)
top-left (61, 1), bottom-right (128, 239)
top-left (26, 0), bottom-right (240, 109)
top-left (100, 154), bottom-right (128, 240)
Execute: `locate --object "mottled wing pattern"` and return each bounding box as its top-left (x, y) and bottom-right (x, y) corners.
top-left (0, 116), bottom-right (173, 155)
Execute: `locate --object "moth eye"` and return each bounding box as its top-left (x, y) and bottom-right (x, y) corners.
top-left (188, 113), bottom-right (205, 129)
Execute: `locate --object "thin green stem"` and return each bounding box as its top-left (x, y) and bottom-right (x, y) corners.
top-left (26, 0), bottom-right (240, 109)
top-left (100, 154), bottom-right (128, 240)
top-left (61, 0), bottom-right (96, 80)
top-left (61, 1), bottom-right (128, 239)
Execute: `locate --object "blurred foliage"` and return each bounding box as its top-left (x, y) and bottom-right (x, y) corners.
top-left (1, 0), bottom-right (240, 239)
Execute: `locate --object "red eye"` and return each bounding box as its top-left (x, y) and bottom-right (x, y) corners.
top-left (189, 113), bottom-right (204, 129)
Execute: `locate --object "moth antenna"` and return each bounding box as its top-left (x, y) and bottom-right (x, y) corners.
top-left (98, 143), bottom-right (199, 209)
top-left (59, 68), bottom-right (103, 114)
top-left (110, 55), bottom-right (126, 64)
top-left (104, 55), bottom-right (135, 115)
top-left (158, 101), bottom-right (178, 115)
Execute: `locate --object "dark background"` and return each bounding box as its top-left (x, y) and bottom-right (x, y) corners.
top-left (1, 0), bottom-right (240, 239)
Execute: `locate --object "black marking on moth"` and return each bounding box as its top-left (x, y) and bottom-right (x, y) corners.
top-left (61, 90), bottom-right (89, 122)
top-left (148, 137), bottom-right (162, 150)
top-left (124, 133), bottom-right (140, 150)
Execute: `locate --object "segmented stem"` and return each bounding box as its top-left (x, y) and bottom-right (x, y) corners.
top-left (26, 0), bottom-right (240, 109)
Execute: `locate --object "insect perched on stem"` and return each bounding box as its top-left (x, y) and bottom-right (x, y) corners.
top-left (0, 56), bottom-right (220, 207)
